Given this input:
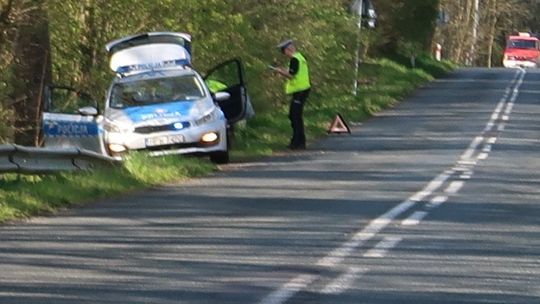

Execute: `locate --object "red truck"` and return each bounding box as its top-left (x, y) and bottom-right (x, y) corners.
top-left (503, 32), bottom-right (540, 68)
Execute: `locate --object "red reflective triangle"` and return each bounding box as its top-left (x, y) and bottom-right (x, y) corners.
top-left (328, 114), bottom-right (351, 134)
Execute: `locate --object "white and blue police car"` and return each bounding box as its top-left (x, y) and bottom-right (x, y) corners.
top-left (42, 32), bottom-right (248, 164)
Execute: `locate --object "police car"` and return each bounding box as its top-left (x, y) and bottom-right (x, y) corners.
top-left (42, 32), bottom-right (248, 164)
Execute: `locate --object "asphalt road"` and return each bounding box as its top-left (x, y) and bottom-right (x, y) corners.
top-left (0, 68), bottom-right (538, 304)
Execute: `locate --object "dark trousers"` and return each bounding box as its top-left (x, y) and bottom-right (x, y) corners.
top-left (288, 89), bottom-right (310, 147)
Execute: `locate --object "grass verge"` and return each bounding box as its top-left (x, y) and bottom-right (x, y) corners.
top-left (0, 56), bottom-right (455, 223)
top-left (233, 57), bottom-right (456, 159)
top-left (0, 153), bottom-right (214, 222)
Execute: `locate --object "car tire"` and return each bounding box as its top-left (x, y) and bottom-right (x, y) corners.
top-left (210, 129), bottom-right (231, 164)
top-left (210, 150), bottom-right (229, 164)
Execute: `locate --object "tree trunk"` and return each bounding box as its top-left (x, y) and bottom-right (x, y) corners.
top-left (79, 0), bottom-right (98, 88)
top-left (12, 1), bottom-right (52, 146)
top-left (486, 0), bottom-right (498, 68)
top-left (455, 0), bottom-right (473, 64)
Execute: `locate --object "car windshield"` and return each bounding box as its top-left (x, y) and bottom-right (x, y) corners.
top-left (507, 39), bottom-right (537, 49)
top-left (110, 75), bottom-right (206, 109)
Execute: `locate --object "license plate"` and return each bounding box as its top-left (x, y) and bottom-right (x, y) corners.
top-left (145, 135), bottom-right (184, 147)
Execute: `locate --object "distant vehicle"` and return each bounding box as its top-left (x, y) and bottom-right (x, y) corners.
top-left (502, 32), bottom-right (540, 68)
top-left (42, 32), bottom-right (249, 164)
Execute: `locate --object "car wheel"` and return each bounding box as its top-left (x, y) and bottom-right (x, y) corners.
top-left (210, 150), bottom-right (229, 164)
top-left (210, 129), bottom-right (230, 164)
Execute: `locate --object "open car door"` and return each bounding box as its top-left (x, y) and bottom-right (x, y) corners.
top-left (42, 86), bottom-right (106, 155)
top-left (204, 59), bottom-right (247, 124)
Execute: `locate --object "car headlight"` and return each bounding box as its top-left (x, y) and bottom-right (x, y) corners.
top-left (195, 108), bottom-right (219, 126)
top-left (103, 120), bottom-right (133, 133)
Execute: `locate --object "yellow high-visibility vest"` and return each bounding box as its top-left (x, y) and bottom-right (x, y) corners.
top-left (205, 79), bottom-right (228, 93)
top-left (285, 52), bottom-right (311, 94)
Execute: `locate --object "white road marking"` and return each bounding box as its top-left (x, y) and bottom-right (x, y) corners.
top-left (482, 145), bottom-right (492, 152)
top-left (321, 267), bottom-right (366, 295)
top-left (460, 136), bottom-right (484, 160)
top-left (410, 172), bottom-right (452, 202)
top-left (494, 100), bottom-right (505, 115)
top-left (363, 236), bottom-right (403, 258)
top-left (457, 159), bottom-right (477, 166)
top-left (401, 211), bottom-right (428, 226)
top-left (487, 137), bottom-right (497, 144)
top-left (445, 181), bottom-right (464, 194)
top-left (427, 195), bottom-right (448, 209)
top-left (505, 103), bottom-right (514, 114)
top-left (315, 172), bottom-right (449, 266)
top-left (454, 159), bottom-right (478, 171)
top-left (453, 166), bottom-right (467, 172)
top-left (258, 274), bottom-right (317, 304)
top-left (256, 68), bottom-right (526, 304)
top-left (477, 152), bottom-right (489, 160)
top-left (316, 198), bottom-right (416, 268)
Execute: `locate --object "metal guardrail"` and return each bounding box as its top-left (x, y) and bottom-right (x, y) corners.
top-left (0, 144), bottom-right (120, 174)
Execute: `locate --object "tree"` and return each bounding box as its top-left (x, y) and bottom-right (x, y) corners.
top-left (435, 0), bottom-right (532, 66)
top-left (372, 0), bottom-right (439, 54)
top-left (0, 0), bottom-right (15, 142)
top-left (11, 0), bottom-right (52, 146)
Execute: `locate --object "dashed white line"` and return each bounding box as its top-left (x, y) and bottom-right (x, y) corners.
top-left (401, 211), bottom-right (428, 226)
top-left (505, 103), bottom-right (514, 114)
top-left (363, 236), bottom-right (403, 258)
top-left (258, 274), bottom-right (317, 304)
top-left (321, 268), bottom-right (366, 295)
top-left (487, 137), bottom-right (497, 144)
top-left (317, 172), bottom-right (450, 268)
top-left (457, 159), bottom-right (477, 166)
top-left (427, 195), bottom-right (448, 209)
top-left (460, 173), bottom-right (472, 179)
top-left (256, 68), bottom-right (526, 304)
top-left (477, 152), bottom-right (489, 160)
top-left (316, 199), bottom-right (416, 268)
top-left (445, 181), bottom-right (464, 194)
top-left (461, 136), bottom-right (484, 160)
top-left (410, 172), bottom-right (452, 202)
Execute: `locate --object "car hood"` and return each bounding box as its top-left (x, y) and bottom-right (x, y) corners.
top-left (106, 99), bottom-right (214, 126)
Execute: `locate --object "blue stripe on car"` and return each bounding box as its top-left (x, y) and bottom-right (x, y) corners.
top-left (122, 101), bottom-right (195, 123)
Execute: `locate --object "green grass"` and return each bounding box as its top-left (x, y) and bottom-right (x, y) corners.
top-left (0, 153), bottom-right (214, 222)
top-left (0, 56), bottom-right (455, 223)
top-left (234, 56), bottom-right (455, 159)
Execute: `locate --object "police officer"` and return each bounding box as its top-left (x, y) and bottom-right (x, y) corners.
top-left (274, 39), bottom-right (311, 150)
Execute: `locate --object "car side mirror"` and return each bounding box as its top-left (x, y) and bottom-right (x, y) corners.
top-left (78, 106), bottom-right (98, 116)
top-left (214, 91), bottom-right (231, 102)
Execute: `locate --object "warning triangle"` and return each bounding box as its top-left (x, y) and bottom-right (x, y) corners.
top-left (328, 114), bottom-right (351, 134)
